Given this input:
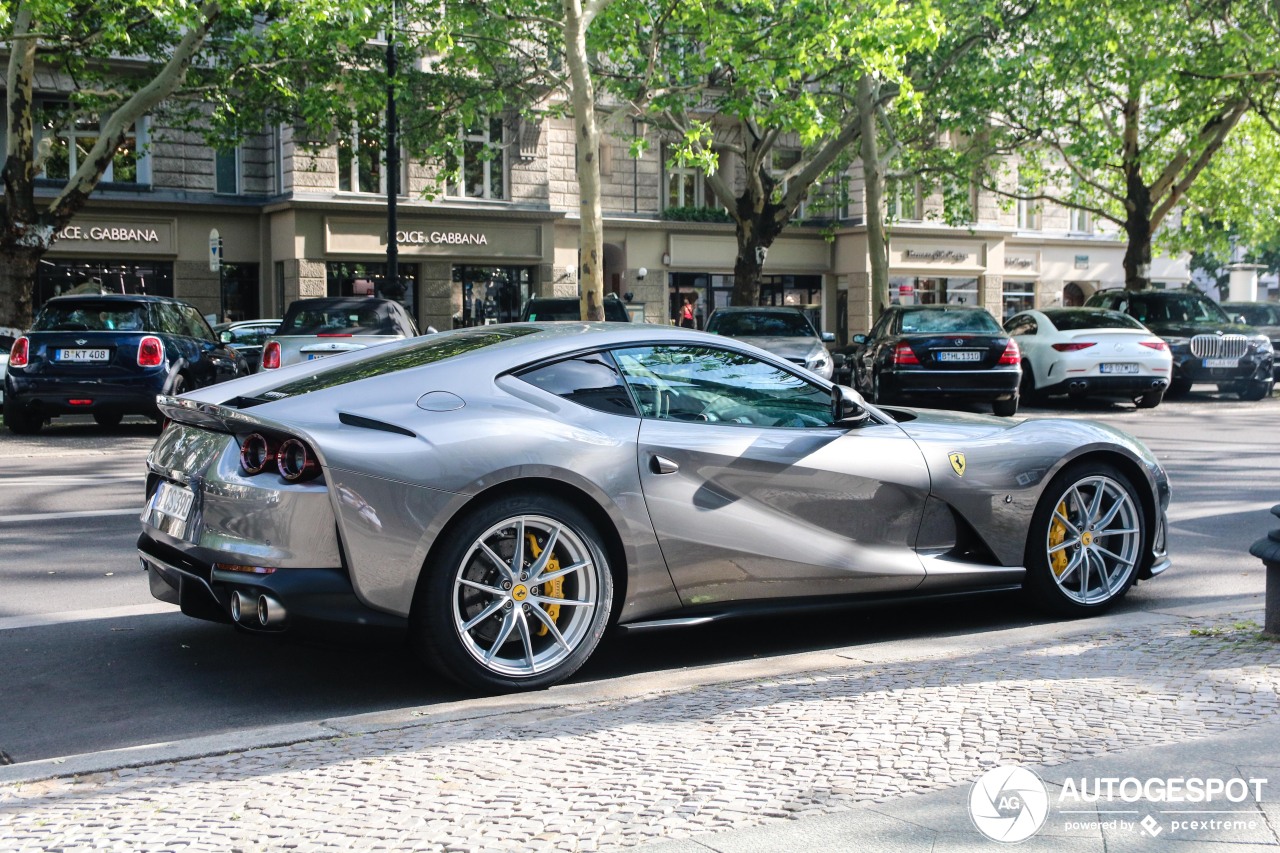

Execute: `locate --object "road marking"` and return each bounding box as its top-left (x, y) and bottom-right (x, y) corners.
top-left (0, 603), bottom-right (177, 631)
top-left (0, 508), bottom-right (142, 524)
top-left (1167, 500), bottom-right (1278, 523)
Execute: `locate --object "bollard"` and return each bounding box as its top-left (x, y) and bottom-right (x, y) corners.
top-left (1247, 503), bottom-right (1280, 637)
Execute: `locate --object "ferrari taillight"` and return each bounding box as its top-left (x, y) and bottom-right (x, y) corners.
top-left (892, 342), bottom-right (920, 365)
top-left (999, 339), bottom-right (1021, 365)
top-left (261, 341), bottom-right (281, 370)
top-left (9, 336), bottom-right (29, 368)
top-left (277, 438), bottom-right (321, 482)
top-left (137, 336), bottom-right (164, 367)
top-left (240, 433), bottom-right (278, 476)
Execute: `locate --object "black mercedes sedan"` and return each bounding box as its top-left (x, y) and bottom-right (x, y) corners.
top-left (4, 294), bottom-right (248, 434)
top-left (849, 304), bottom-right (1022, 416)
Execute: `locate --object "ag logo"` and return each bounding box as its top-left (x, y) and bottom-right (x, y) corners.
top-left (949, 452), bottom-right (967, 477)
top-left (969, 766), bottom-right (1049, 843)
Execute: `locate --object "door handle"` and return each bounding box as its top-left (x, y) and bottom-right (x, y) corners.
top-left (650, 454), bottom-right (679, 475)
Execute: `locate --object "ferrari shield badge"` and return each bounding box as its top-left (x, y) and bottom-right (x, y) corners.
top-left (949, 452), bottom-right (967, 477)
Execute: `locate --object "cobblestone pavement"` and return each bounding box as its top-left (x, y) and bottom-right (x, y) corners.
top-left (1, 613), bottom-right (1277, 852)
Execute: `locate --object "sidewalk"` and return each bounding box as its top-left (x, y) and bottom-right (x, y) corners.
top-left (1, 602), bottom-right (1277, 851)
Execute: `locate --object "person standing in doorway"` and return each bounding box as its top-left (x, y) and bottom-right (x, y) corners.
top-left (679, 297), bottom-right (696, 328)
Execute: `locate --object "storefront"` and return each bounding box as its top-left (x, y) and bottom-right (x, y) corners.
top-left (36, 217), bottom-right (178, 309)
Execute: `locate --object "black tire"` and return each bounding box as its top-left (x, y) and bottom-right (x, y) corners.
top-left (1167, 375), bottom-right (1193, 397)
top-left (93, 412), bottom-right (124, 428)
top-left (1018, 362), bottom-right (1042, 404)
top-left (1135, 388), bottom-right (1164, 409)
top-left (992, 394), bottom-right (1019, 417)
top-left (1239, 379), bottom-right (1273, 402)
top-left (3, 399), bottom-right (42, 435)
top-left (411, 494), bottom-right (614, 693)
top-left (1024, 462), bottom-right (1145, 617)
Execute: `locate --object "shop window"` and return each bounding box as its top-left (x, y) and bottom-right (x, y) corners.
top-left (220, 262), bottom-right (261, 321)
top-left (1002, 280), bottom-right (1036, 319)
top-left (447, 118), bottom-right (506, 200)
top-left (337, 125), bottom-right (387, 194)
top-left (38, 103), bottom-right (147, 185)
top-left (215, 147), bottom-right (240, 195)
top-left (326, 261), bottom-right (417, 316)
top-left (34, 260), bottom-right (173, 313)
top-left (454, 265), bottom-right (531, 326)
top-left (895, 277), bottom-right (978, 306)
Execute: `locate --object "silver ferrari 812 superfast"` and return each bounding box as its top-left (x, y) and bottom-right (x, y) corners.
top-left (140, 323), bottom-right (1171, 692)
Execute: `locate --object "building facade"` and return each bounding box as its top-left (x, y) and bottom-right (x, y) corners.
top-left (11, 103), bottom-right (1192, 341)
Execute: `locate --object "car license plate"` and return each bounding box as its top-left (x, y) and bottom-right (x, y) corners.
top-left (307, 352), bottom-right (337, 361)
top-left (1204, 357), bottom-right (1239, 368)
top-left (936, 350), bottom-right (982, 362)
top-left (1100, 363), bottom-right (1139, 374)
top-left (57, 348), bottom-right (110, 362)
top-left (142, 480), bottom-right (195, 537)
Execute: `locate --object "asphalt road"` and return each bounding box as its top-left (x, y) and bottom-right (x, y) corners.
top-left (0, 394), bottom-right (1274, 764)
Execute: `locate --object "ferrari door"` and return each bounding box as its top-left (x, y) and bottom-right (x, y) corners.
top-left (612, 344), bottom-right (931, 606)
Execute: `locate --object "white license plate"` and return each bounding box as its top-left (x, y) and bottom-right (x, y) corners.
top-left (142, 481), bottom-right (195, 536)
top-left (57, 348), bottom-right (110, 362)
top-left (1100, 363), bottom-right (1139, 374)
top-left (936, 350), bottom-right (983, 362)
top-left (1204, 358), bottom-right (1239, 368)
top-left (306, 352), bottom-right (337, 361)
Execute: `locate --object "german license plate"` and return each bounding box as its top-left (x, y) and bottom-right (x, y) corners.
top-left (57, 348), bottom-right (110, 362)
top-left (142, 481), bottom-right (195, 537)
top-left (307, 352), bottom-right (337, 361)
top-left (1100, 363), bottom-right (1139, 374)
top-left (1204, 358), bottom-right (1239, 368)
top-left (936, 350), bottom-right (982, 362)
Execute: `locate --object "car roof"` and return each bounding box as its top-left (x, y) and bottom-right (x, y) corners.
top-left (896, 303), bottom-right (986, 311)
top-left (43, 293), bottom-right (182, 304)
top-left (709, 306), bottom-right (806, 314)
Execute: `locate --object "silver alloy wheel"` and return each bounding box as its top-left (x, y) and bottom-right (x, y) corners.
top-left (1044, 475), bottom-right (1141, 605)
top-left (451, 513), bottom-right (600, 678)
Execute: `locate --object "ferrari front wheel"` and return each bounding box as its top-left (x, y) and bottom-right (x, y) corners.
top-left (413, 495), bottom-right (613, 692)
top-left (1025, 463), bottom-right (1144, 616)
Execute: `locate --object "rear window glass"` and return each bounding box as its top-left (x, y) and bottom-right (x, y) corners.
top-left (900, 309), bottom-right (1000, 334)
top-left (518, 353), bottom-right (636, 416)
top-left (33, 301), bottom-right (152, 333)
top-left (706, 311), bottom-right (815, 337)
top-left (252, 327), bottom-right (539, 402)
top-left (278, 299), bottom-right (405, 335)
top-left (1044, 309), bottom-right (1144, 331)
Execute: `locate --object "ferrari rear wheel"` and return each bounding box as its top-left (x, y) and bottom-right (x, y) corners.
top-left (1025, 463), bottom-right (1144, 616)
top-left (413, 495), bottom-right (613, 692)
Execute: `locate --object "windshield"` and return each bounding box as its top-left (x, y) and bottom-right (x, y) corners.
top-left (706, 311), bottom-right (815, 337)
top-left (1126, 294), bottom-right (1230, 324)
top-left (1044, 309), bottom-right (1144, 332)
top-left (33, 301), bottom-right (152, 332)
top-left (278, 299), bottom-right (405, 336)
top-left (900, 309), bottom-right (1001, 334)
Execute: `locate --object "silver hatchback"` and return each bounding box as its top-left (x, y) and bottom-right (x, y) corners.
top-left (259, 297), bottom-right (418, 371)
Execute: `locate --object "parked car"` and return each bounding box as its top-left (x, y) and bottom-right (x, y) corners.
top-left (1084, 288), bottom-right (1274, 400)
top-left (1220, 301), bottom-right (1280, 380)
top-left (1004, 308), bottom-right (1172, 408)
top-left (260, 298), bottom-right (418, 371)
top-left (848, 305), bottom-right (1022, 416)
top-left (141, 322), bottom-right (1169, 692)
top-left (3, 295), bottom-right (248, 434)
top-left (213, 319), bottom-right (280, 374)
top-left (0, 335), bottom-right (12, 405)
top-left (703, 306), bottom-right (835, 379)
top-left (519, 294), bottom-right (630, 322)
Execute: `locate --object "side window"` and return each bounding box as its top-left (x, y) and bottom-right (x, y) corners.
top-left (869, 310), bottom-right (893, 340)
top-left (612, 345), bottom-right (832, 429)
top-left (1005, 315), bottom-right (1036, 336)
top-left (156, 304), bottom-right (186, 336)
top-left (181, 306), bottom-right (215, 341)
top-left (517, 353), bottom-right (637, 417)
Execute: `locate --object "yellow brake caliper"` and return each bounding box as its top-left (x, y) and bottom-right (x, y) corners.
top-left (525, 533), bottom-right (564, 636)
top-left (1049, 500), bottom-right (1069, 577)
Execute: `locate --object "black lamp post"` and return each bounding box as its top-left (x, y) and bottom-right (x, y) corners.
top-left (385, 0), bottom-right (399, 294)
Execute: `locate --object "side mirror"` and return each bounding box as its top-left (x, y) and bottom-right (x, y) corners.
top-left (219, 331), bottom-right (233, 344)
top-left (821, 331), bottom-right (836, 343)
top-left (831, 384), bottom-right (870, 427)
top-left (851, 333), bottom-right (868, 346)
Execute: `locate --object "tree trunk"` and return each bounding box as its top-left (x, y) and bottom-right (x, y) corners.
top-left (857, 75), bottom-right (890, 322)
top-left (564, 0), bottom-right (605, 321)
top-left (0, 245), bottom-right (41, 334)
top-left (1120, 95), bottom-right (1153, 291)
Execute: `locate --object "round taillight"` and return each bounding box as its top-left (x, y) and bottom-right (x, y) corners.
top-left (10, 336), bottom-right (30, 368)
top-left (138, 335), bottom-right (165, 367)
top-left (239, 433), bottom-right (276, 475)
top-left (276, 438), bottom-right (320, 482)
top-left (261, 341), bottom-right (281, 370)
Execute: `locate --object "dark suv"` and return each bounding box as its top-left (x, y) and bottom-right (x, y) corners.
top-left (1085, 288), bottom-right (1274, 400)
top-left (4, 294), bottom-right (248, 434)
top-left (519, 294), bottom-right (630, 322)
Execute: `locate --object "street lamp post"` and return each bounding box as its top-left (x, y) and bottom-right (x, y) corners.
top-left (385, 0), bottom-right (399, 297)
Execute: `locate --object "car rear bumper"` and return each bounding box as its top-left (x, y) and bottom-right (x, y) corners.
top-left (5, 371), bottom-right (168, 416)
top-left (1043, 375), bottom-right (1169, 397)
top-left (881, 367), bottom-right (1020, 401)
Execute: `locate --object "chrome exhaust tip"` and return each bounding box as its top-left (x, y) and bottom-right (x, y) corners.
top-left (257, 594), bottom-right (287, 628)
top-left (230, 590), bottom-right (251, 624)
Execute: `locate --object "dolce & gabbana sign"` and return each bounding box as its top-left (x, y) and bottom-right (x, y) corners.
top-left (58, 225), bottom-right (161, 243)
top-left (397, 230), bottom-right (489, 246)
top-left (327, 217), bottom-right (540, 258)
top-left (51, 218), bottom-right (176, 255)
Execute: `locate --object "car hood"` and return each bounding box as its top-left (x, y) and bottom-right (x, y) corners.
top-left (732, 336), bottom-right (824, 362)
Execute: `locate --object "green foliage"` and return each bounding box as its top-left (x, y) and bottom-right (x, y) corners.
top-left (661, 206), bottom-right (733, 222)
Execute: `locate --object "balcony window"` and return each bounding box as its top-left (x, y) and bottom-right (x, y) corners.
top-left (448, 118), bottom-right (506, 200)
top-left (337, 125), bottom-right (385, 194)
